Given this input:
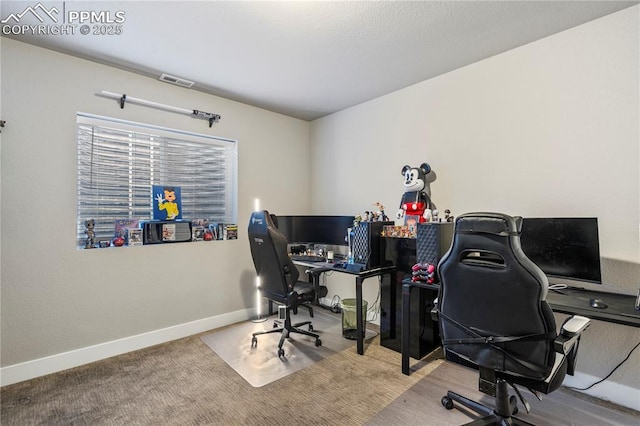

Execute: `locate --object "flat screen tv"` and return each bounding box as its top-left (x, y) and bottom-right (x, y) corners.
top-left (519, 217), bottom-right (602, 284)
top-left (274, 215), bottom-right (354, 246)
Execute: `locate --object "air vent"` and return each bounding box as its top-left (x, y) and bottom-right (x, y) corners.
top-left (159, 73), bottom-right (195, 88)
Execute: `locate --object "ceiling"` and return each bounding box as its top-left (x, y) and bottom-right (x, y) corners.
top-left (1, 1), bottom-right (638, 121)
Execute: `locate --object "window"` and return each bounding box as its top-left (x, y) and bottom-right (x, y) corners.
top-left (76, 113), bottom-right (237, 247)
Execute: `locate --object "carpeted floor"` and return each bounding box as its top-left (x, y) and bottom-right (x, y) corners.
top-left (200, 309), bottom-right (377, 387)
top-left (0, 319), bottom-right (437, 425)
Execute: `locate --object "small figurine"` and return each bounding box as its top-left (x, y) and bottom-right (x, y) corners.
top-left (85, 219), bottom-right (96, 249)
top-left (364, 211), bottom-right (371, 221)
top-left (424, 209), bottom-right (433, 222)
top-left (444, 209), bottom-right (454, 222)
top-left (396, 163), bottom-right (434, 224)
top-left (113, 233), bottom-right (126, 247)
top-left (373, 202), bottom-right (389, 221)
top-left (432, 209), bottom-right (439, 222)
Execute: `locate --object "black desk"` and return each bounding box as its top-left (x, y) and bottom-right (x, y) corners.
top-left (294, 260), bottom-right (395, 355)
top-left (546, 287), bottom-right (640, 327)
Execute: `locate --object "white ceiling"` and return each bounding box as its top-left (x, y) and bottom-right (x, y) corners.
top-left (2, 1), bottom-right (638, 121)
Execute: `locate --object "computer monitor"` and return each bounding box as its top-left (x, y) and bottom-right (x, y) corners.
top-left (274, 215), bottom-right (354, 246)
top-left (519, 217), bottom-right (602, 284)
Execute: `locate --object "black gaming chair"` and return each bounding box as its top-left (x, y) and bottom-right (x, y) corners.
top-left (248, 210), bottom-right (322, 357)
top-left (435, 212), bottom-right (590, 425)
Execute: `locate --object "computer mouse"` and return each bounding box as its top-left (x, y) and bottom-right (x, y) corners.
top-left (589, 298), bottom-right (607, 309)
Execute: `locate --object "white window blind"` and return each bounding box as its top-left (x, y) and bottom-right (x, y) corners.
top-left (76, 114), bottom-right (237, 247)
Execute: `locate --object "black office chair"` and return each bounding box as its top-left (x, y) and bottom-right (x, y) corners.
top-left (248, 210), bottom-right (322, 358)
top-left (435, 212), bottom-right (590, 425)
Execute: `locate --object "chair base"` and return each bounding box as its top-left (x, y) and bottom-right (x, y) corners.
top-left (442, 379), bottom-right (535, 426)
top-left (251, 305), bottom-right (321, 358)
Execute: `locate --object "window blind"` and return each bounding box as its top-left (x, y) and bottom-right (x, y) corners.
top-left (76, 114), bottom-right (237, 247)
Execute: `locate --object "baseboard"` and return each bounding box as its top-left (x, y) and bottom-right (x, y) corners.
top-left (562, 371), bottom-right (640, 412)
top-left (0, 308), bottom-right (253, 387)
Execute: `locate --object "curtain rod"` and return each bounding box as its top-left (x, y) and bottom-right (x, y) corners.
top-left (97, 90), bottom-right (221, 127)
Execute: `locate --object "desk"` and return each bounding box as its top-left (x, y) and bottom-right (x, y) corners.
top-left (294, 260), bottom-right (395, 355)
top-left (546, 287), bottom-right (640, 327)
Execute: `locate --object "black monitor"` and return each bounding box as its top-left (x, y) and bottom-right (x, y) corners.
top-left (274, 215), bottom-right (354, 246)
top-left (519, 217), bottom-right (602, 284)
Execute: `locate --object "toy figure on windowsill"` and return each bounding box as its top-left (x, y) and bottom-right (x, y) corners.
top-left (113, 232), bottom-right (126, 247)
top-left (396, 163), bottom-right (435, 224)
top-left (85, 219), bottom-right (96, 249)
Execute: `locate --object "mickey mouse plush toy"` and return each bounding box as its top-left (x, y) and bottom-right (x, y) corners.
top-left (396, 163), bottom-right (434, 223)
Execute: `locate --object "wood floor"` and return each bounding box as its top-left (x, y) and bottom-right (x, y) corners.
top-left (368, 360), bottom-right (640, 425)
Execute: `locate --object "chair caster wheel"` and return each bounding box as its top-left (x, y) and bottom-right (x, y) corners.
top-left (273, 322), bottom-right (278, 328)
top-left (278, 348), bottom-right (285, 358)
top-left (441, 396), bottom-right (454, 410)
top-left (309, 325), bottom-right (314, 331)
top-left (251, 337), bottom-right (257, 347)
top-left (315, 339), bottom-right (322, 347)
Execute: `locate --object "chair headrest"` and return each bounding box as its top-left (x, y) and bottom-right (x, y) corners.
top-left (455, 212), bottom-right (523, 236)
top-left (248, 210), bottom-right (275, 235)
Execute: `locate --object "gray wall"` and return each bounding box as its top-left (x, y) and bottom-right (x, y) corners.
top-left (310, 6), bottom-right (640, 407)
top-left (0, 38), bottom-right (312, 368)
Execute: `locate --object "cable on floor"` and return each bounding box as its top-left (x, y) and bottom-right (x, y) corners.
top-left (366, 279), bottom-right (382, 322)
top-left (567, 341), bottom-right (640, 391)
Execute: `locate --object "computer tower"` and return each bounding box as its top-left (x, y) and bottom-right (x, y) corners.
top-left (352, 221), bottom-right (393, 268)
top-left (416, 222), bottom-right (454, 267)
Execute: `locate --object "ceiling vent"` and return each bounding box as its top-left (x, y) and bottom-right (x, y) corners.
top-left (159, 73), bottom-right (195, 88)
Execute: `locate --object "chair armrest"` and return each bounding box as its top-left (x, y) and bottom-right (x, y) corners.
top-left (554, 315), bottom-right (590, 356)
top-left (561, 315), bottom-right (590, 337)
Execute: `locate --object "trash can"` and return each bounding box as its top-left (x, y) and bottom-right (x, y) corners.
top-left (341, 298), bottom-right (368, 340)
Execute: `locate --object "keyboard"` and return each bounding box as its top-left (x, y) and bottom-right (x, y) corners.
top-left (333, 261), bottom-right (367, 273)
top-left (291, 254), bottom-right (327, 262)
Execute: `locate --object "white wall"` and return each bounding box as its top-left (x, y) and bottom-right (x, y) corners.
top-left (0, 39), bottom-right (311, 381)
top-left (310, 6), bottom-right (640, 407)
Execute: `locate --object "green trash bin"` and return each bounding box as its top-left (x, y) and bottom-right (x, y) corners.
top-left (341, 298), bottom-right (368, 340)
